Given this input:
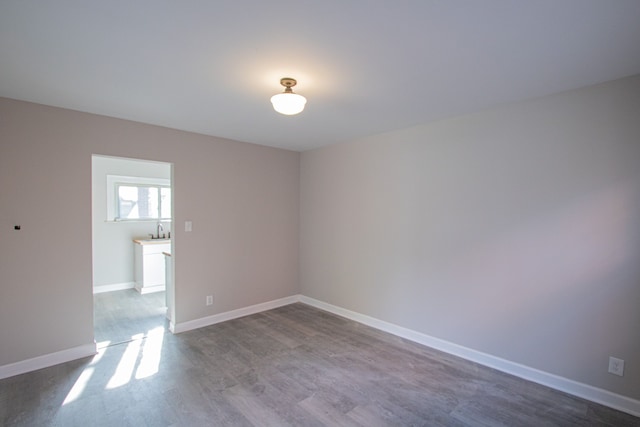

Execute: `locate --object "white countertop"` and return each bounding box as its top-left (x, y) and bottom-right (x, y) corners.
top-left (133, 238), bottom-right (171, 245)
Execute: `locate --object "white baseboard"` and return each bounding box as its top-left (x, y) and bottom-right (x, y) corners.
top-left (299, 296), bottom-right (640, 418)
top-left (171, 295), bottom-right (300, 334)
top-left (136, 285), bottom-right (165, 295)
top-left (93, 282), bottom-right (135, 294)
top-left (0, 343), bottom-right (97, 380)
top-left (6, 296), bottom-right (636, 417)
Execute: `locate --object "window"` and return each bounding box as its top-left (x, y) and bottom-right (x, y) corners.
top-left (107, 175), bottom-right (171, 221)
top-left (116, 184), bottom-right (171, 220)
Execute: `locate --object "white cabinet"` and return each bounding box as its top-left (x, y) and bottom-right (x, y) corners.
top-left (133, 239), bottom-right (171, 294)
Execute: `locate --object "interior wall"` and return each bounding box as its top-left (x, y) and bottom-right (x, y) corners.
top-left (300, 75), bottom-right (640, 400)
top-left (0, 98), bottom-right (300, 367)
top-left (92, 155), bottom-right (171, 291)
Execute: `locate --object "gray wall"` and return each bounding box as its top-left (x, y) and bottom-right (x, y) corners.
top-left (92, 155), bottom-right (171, 291)
top-left (0, 98), bottom-right (300, 366)
top-left (300, 75), bottom-right (640, 400)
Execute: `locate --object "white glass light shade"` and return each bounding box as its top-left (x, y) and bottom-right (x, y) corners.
top-left (271, 92), bottom-right (307, 115)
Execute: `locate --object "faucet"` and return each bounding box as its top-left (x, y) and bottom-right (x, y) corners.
top-left (156, 222), bottom-right (164, 239)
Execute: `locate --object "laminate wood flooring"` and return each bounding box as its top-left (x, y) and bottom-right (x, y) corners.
top-left (93, 289), bottom-right (168, 348)
top-left (1, 303), bottom-right (638, 426)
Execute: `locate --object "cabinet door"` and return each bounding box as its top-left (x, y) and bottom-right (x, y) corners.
top-left (143, 253), bottom-right (166, 286)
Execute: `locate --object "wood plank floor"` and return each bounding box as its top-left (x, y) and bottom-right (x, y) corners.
top-left (93, 289), bottom-right (168, 348)
top-left (1, 302), bottom-right (638, 426)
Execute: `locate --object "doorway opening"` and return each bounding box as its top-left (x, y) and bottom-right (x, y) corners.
top-left (91, 155), bottom-right (174, 349)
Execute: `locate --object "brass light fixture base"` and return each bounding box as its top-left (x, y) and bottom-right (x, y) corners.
top-left (280, 78), bottom-right (297, 93)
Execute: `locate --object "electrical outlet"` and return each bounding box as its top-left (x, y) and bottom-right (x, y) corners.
top-left (608, 357), bottom-right (624, 376)
top-left (206, 295), bottom-right (213, 306)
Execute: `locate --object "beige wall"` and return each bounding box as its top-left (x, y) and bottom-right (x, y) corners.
top-left (300, 75), bottom-right (640, 399)
top-left (2, 75), bottom-right (639, 403)
top-left (0, 98), bottom-right (300, 366)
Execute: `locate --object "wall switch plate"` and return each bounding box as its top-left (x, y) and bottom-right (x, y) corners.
top-left (206, 295), bottom-right (213, 306)
top-left (608, 357), bottom-right (625, 376)
top-left (185, 220), bottom-right (193, 232)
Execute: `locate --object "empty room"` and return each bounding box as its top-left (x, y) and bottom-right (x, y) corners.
top-left (1, 1), bottom-right (639, 426)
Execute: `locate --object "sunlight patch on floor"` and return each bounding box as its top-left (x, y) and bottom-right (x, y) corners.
top-left (62, 342), bottom-right (110, 405)
top-left (136, 326), bottom-right (165, 379)
top-left (62, 367), bottom-right (94, 405)
top-left (106, 334), bottom-right (144, 389)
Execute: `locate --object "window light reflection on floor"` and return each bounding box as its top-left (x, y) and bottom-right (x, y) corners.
top-left (62, 341), bottom-right (109, 405)
top-left (106, 335), bottom-right (144, 389)
top-left (135, 326), bottom-right (165, 379)
top-left (62, 367), bottom-right (94, 405)
top-left (63, 327), bottom-right (166, 405)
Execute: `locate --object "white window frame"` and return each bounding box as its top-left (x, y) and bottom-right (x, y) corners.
top-left (106, 175), bottom-right (171, 222)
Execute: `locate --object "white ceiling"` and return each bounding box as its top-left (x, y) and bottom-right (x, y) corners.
top-left (1, 1), bottom-right (640, 151)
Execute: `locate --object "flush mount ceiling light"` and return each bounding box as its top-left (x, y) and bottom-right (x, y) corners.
top-left (270, 77), bottom-right (307, 115)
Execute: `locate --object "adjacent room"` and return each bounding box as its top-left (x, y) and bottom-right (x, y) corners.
top-left (1, 1), bottom-right (639, 425)
top-left (91, 155), bottom-right (172, 347)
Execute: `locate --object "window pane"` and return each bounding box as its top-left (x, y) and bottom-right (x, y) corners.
top-left (160, 187), bottom-right (171, 219)
top-left (143, 187), bottom-right (159, 219)
top-left (118, 185), bottom-right (140, 219)
top-left (118, 185), bottom-right (160, 219)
